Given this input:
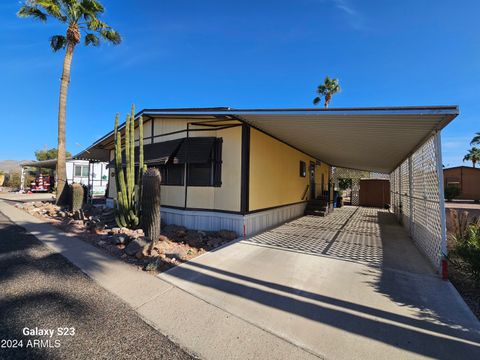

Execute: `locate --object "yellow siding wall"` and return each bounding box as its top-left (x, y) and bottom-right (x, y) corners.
top-left (187, 126), bottom-right (242, 211)
top-left (249, 128), bottom-right (330, 211)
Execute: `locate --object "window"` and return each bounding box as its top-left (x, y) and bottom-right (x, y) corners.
top-left (74, 165), bottom-right (89, 178)
top-left (186, 138), bottom-right (222, 187)
top-left (299, 161), bottom-right (306, 177)
top-left (158, 164), bottom-right (184, 185)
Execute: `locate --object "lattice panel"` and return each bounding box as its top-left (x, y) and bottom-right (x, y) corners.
top-left (400, 159), bottom-right (411, 228)
top-left (390, 134), bottom-right (445, 271)
top-left (351, 178), bottom-right (360, 205)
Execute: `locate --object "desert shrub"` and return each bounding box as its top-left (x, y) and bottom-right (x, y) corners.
top-left (453, 224), bottom-right (480, 282)
top-left (444, 184), bottom-right (460, 201)
top-left (4, 172), bottom-right (21, 188)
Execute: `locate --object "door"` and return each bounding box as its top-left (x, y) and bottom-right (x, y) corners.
top-left (309, 161), bottom-right (316, 199)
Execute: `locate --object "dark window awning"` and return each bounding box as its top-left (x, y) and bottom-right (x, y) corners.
top-left (174, 137), bottom-right (216, 164)
top-left (144, 138), bottom-right (184, 165)
top-left (109, 137), bottom-right (216, 167)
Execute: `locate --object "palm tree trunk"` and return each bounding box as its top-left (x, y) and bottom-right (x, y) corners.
top-left (56, 41), bottom-right (75, 205)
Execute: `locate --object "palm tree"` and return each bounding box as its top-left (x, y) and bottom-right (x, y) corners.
top-left (463, 148), bottom-right (480, 168)
top-left (471, 132), bottom-right (480, 146)
top-left (313, 76), bottom-right (341, 108)
top-left (18, 0), bottom-right (121, 204)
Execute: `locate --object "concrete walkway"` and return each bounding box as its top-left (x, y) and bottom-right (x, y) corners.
top-left (0, 200), bottom-right (317, 360)
top-left (161, 207), bottom-right (480, 360)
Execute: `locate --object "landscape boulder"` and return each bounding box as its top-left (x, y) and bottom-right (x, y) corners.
top-left (124, 236), bottom-right (150, 256)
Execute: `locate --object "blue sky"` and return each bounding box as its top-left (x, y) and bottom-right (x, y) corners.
top-left (1, 0), bottom-right (479, 167)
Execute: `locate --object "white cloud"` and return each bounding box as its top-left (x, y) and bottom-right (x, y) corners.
top-left (329, 0), bottom-right (366, 31)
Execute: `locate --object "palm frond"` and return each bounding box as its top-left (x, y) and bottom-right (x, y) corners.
top-left (313, 97), bottom-right (321, 105)
top-left (17, 5), bottom-right (48, 22)
top-left (99, 28), bottom-right (122, 44)
top-left (86, 17), bottom-right (107, 31)
top-left (471, 132), bottom-right (480, 146)
top-left (80, 0), bottom-right (104, 14)
top-left (36, 0), bottom-right (67, 21)
top-left (50, 34), bottom-right (67, 51)
top-left (317, 85), bottom-right (327, 95)
top-left (85, 33), bottom-right (100, 46)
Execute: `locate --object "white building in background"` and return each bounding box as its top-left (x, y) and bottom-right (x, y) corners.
top-left (20, 158), bottom-right (109, 197)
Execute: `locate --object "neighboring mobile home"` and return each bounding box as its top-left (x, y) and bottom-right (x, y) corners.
top-left (20, 158), bottom-right (109, 197)
top-left (443, 166), bottom-right (480, 201)
top-left (76, 106), bottom-right (458, 240)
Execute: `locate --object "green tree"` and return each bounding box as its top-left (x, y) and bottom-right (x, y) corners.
top-left (17, 0), bottom-right (121, 204)
top-left (471, 132), bottom-right (480, 147)
top-left (463, 148), bottom-right (480, 168)
top-left (313, 76), bottom-right (341, 108)
top-left (35, 147), bottom-right (72, 161)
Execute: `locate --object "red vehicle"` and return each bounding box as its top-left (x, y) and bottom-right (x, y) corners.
top-left (30, 174), bottom-right (51, 192)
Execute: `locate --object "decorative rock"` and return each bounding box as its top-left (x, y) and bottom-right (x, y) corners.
top-left (112, 234), bottom-right (130, 245)
top-left (144, 258), bottom-right (163, 272)
top-left (110, 227), bottom-right (121, 234)
top-left (124, 237), bottom-right (150, 256)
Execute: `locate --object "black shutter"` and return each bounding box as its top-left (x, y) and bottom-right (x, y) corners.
top-left (213, 138), bottom-right (223, 187)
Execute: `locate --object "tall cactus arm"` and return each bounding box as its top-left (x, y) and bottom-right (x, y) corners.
top-left (115, 126), bottom-right (129, 223)
top-left (136, 115), bottom-right (144, 214)
top-left (129, 105), bottom-right (135, 205)
top-left (124, 113), bottom-right (131, 206)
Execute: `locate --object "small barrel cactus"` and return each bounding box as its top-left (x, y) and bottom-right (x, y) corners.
top-left (70, 183), bottom-right (85, 212)
top-left (141, 168), bottom-right (162, 242)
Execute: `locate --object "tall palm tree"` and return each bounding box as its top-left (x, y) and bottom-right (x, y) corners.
top-left (471, 132), bottom-right (480, 146)
top-left (463, 148), bottom-right (480, 168)
top-left (18, 0), bottom-right (121, 204)
top-left (313, 76), bottom-right (341, 108)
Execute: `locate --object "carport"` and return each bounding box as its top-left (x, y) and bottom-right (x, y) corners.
top-left (155, 106), bottom-right (480, 360)
top-left (217, 105), bottom-right (457, 271)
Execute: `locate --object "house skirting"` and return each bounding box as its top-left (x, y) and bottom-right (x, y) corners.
top-left (161, 202), bottom-right (307, 236)
top-left (106, 199), bottom-right (307, 237)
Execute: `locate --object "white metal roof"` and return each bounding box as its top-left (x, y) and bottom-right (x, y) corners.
top-left (77, 106), bottom-right (458, 173)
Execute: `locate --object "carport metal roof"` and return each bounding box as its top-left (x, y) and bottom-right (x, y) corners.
top-left (20, 159), bottom-right (61, 169)
top-left (77, 106), bottom-right (459, 174)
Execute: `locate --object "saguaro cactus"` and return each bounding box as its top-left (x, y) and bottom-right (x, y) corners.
top-left (142, 168), bottom-right (162, 242)
top-left (113, 105), bottom-right (145, 228)
top-left (70, 183), bottom-right (84, 212)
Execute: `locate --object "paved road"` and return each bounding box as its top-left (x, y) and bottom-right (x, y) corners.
top-left (0, 211), bottom-right (193, 360)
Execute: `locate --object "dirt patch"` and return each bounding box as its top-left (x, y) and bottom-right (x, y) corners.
top-left (14, 201), bottom-right (238, 274)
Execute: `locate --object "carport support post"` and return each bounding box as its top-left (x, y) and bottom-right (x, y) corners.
top-left (434, 132), bottom-right (448, 263)
top-left (20, 166), bottom-right (25, 192)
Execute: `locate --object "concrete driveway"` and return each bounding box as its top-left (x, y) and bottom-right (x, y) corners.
top-left (160, 206), bottom-right (480, 359)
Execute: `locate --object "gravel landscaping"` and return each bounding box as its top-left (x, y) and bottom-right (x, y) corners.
top-left (14, 201), bottom-right (238, 274)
